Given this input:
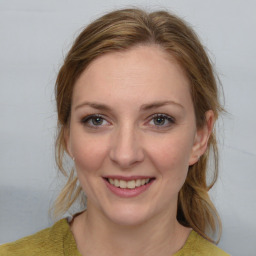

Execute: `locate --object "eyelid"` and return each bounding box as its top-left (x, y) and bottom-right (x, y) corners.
top-left (147, 113), bottom-right (176, 127)
top-left (81, 114), bottom-right (111, 128)
top-left (80, 113), bottom-right (175, 129)
top-left (150, 113), bottom-right (175, 121)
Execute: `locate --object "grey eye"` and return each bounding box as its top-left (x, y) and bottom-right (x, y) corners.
top-left (149, 114), bottom-right (175, 128)
top-left (81, 114), bottom-right (108, 127)
top-left (91, 116), bottom-right (104, 125)
top-left (153, 116), bottom-right (166, 126)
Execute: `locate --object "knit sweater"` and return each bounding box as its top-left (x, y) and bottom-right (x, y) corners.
top-left (0, 219), bottom-right (229, 255)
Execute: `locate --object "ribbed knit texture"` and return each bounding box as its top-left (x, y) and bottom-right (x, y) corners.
top-left (0, 219), bottom-right (229, 255)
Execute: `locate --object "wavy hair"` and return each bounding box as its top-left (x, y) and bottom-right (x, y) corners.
top-left (54, 8), bottom-right (224, 243)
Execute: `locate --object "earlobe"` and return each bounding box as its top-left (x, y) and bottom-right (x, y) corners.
top-left (189, 110), bottom-right (214, 166)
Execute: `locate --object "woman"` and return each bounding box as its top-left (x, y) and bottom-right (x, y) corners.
top-left (0, 8), bottom-right (229, 255)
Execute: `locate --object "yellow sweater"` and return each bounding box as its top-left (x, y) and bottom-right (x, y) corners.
top-left (0, 219), bottom-right (229, 255)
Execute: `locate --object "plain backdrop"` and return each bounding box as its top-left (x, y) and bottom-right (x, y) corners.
top-left (0, 0), bottom-right (256, 255)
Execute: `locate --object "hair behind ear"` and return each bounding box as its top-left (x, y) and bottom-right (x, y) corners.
top-left (178, 131), bottom-right (222, 244)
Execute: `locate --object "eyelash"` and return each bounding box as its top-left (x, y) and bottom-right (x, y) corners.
top-left (81, 114), bottom-right (108, 128)
top-left (80, 113), bottom-right (175, 129)
top-left (149, 114), bottom-right (175, 128)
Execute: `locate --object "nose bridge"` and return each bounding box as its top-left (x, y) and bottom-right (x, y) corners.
top-left (110, 121), bottom-right (144, 168)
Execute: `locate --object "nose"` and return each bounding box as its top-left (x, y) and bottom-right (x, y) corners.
top-left (109, 124), bottom-right (144, 169)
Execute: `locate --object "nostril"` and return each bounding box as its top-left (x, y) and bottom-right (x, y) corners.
top-left (109, 147), bottom-right (145, 168)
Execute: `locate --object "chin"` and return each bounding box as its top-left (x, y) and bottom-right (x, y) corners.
top-left (102, 204), bottom-right (153, 227)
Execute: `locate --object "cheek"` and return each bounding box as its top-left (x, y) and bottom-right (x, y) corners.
top-left (143, 134), bottom-right (193, 207)
top-left (71, 133), bottom-right (109, 174)
top-left (146, 133), bottom-right (194, 178)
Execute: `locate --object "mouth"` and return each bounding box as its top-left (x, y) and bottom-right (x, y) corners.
top-left (105, 177), bottom-right (154, 189)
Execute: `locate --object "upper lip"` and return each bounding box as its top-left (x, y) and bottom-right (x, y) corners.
top-left (103, 175), bottom-right (155, 181)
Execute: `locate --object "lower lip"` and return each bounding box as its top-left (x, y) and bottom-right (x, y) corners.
top-left (104, 179), bottom-right (154, 198)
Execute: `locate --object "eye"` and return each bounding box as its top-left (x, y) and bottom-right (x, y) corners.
top-left (81, 114), bottom-right (109, 128)
top-left (148, 114), bottom-right (175, 127)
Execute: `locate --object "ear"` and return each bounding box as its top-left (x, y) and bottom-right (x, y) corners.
top-left (64, 126), bottom-right (73, 159)
top-left (189, 110), bottom-right (215, 166)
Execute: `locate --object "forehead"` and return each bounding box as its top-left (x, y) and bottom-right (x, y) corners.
top-left (72, 45), bottom-right (192, 110)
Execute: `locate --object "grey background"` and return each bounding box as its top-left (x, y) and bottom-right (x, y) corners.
top-left (0, 0), bottom-right (256, 255)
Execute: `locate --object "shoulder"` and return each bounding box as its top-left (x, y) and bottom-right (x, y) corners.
top-left (0, 219), bottom-right (71, 256)
top-left (175, 230), bottom-right (230, 256)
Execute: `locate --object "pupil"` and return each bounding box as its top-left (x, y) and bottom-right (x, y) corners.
top-left (92, 117), bottom-right (103, 125)
top-left (154, 117), bottom-right (165, 125)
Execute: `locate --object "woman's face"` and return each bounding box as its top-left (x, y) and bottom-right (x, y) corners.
top-left (67, 45), bottom-right (209, 226)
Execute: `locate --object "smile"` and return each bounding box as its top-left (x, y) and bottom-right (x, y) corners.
top-left (103, 176), bottom-right (155, 198)
top-left (107, 178), bottom-right (151, 189)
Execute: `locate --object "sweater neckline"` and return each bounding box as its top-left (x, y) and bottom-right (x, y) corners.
top-left (63, 218), bottom-right (82, 256)
top-left (61, 217), bottom-right (197, 256)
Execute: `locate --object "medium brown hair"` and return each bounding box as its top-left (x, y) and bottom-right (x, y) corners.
top-left (54, 8), bottom-right (223, 243)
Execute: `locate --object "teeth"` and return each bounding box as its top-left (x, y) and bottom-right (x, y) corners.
top-left (127, 180), bottom-right (135, 189)
top-left (135, 179), bottom-right (141, 187)
top-left (119, 180), bottom-right (126, 188)
top-left (107, 178), bottom-right (151, 189)
top-left (114, 179), bottom-right (119, 187)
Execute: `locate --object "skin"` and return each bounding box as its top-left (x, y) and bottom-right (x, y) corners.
top-left (66, 45), bottom-right (214, 256)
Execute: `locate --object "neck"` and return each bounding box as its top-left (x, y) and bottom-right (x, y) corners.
top-left (71, 206), bottom-right (191, 256)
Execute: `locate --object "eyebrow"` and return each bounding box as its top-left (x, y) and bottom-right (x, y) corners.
top-left (74, 100), bottom-right (184, 111)
top-left (140, 100), bottom-right (184, 111)
top-left (75, 102), bottom-right (112, 111)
